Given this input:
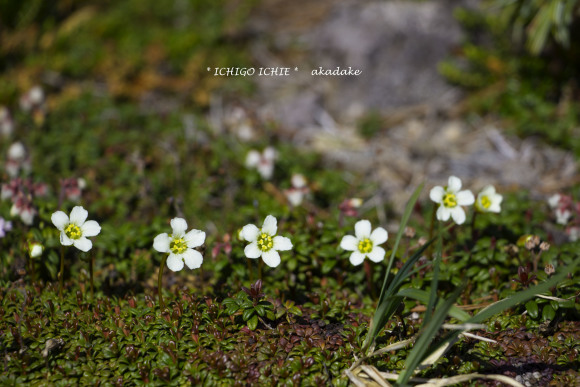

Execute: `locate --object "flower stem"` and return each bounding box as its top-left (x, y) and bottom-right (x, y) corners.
top-left (158, 256), bottom-right (167, 311)
top-left (470, 210), bottom-right (478, 242)
top-left (427, 204), bottom-right (437, 257)
top-left (59, 246), bottom-right (65, 299)
top-left (258, 259), bottom-right (263, 282)
top-left (364, 260), bottom-right (376, 299)
top-left (247, 258), bottom-right (254, 282)
top-left (89, 251), bottom-right (95, 300)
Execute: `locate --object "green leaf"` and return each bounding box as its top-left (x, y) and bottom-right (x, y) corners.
top-left (247, 315), bottom-right (258, 330)
top-left (542, 304), bottom-right (556, 321)
top-left (242, 308), bottom-right (254, 322)
top-left (525, 300), bottom-right (539, 319)
top-left (321, 259), bottom-right (336, 274)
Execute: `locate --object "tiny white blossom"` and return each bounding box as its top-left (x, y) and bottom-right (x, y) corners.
top-left (241, 215), bottom-right (292, 268)
top-left (340, 220), bottom-right (388, 266)
top-left (29, 243), bottom-right (43, 258)
top-left (284, 173), bottom-right (310, 207)
top-left (245, 147), bottom-right (277, 179)
top-left (555, 208), bottom-right (572, 225)
top-left (429, 176), bottom-right (474, 225)
top-left (153, 218), bottom-right (205, 272)
top-left (51, 206), bottom-right (101, 252)
top-left (547, 194), bottom-right (561, 209)
top-left (0, 107), bottom-right (14, 137)
top-left (475, 185), bottom-right (503, 213)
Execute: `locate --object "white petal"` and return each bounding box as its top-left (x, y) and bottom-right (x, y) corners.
top-left (153, 233), bottom-right (170, 253)
top-left (429, 186), bottom-right (444, 203)
top-left (166, 253), bottom-right (184, 272)
top-left (182, 249), bottom-right (203, 269)
top-left (436, 205), bottom-right (451, 221)
top-left (450, 207), bottom-right (466, 225)
top-left (367, 246), bottom-right (386, 263)
top-left (258, 163), bottom-right (274, 179)
top-left (241, 224), bottom-right (259, 242)
top-left (244, 242), bottom-right (262, 259)
top-left (170, 218), bottom-right (188, 236)
top-left (245, 150), bottom-right (260, 167)
top-left (81, 220), bottom-right (101, 237)
top-left (51, 211), bottom-right (69, 230)
top-left (370, 227), bottom-right (388, 245)
top-left (456, 190), bottom-right (475, 206)
top-left (480, 185), bottom-right (495, 196)
top-left (70, 206), bottom-right (88, 225)
top-left (349, 251), bottom-right (365, 266)
top-left (273, 236), bottom-right (292, 251)
top-left (447, 176), bottom-right (462, 192)
top-left (73, 237), bottom-right (92, 252)
top-left (184, 229), bottom-right (205, 248)
top-left (261, 250), bottom-right (281, 267)
top-left (340, 235), bottom-right (358, 251)
top-left (60, 233), bottom-right (73, 246)
top-left (263, 147), bottom-right (277, 161)
top-left (262, 215), bottom-right (277, 235)
top-left (488, 202), bottom-right (501, 213)
top-left (355, 220), bottom-right (371, 239)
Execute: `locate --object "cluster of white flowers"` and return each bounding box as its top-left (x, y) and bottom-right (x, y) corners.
top-left (430, 176), bottom-right (502, 225)
top-left (0, 107), bottom-right (14, 137)
top-left (284, 173), bottom-right (310, 207)
top-left (547, 193), bottom-right (580, 241)
top-left (5, 142), bottom-right (31, 178)
top-left (245, 147), bottom-right (277, 179)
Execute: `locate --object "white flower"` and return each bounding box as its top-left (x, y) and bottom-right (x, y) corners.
top-left (547, 194), bottom-right (561, 209)
top-left (0, 107), bottom-right (14, 137)
top-left (340, 220), bottom-right (388, 266)
top-left (20, 86), bottom-right (45, 112)
top-left (153, 218), bottom-right (206, 272)
top-left (245, 147), bottom-right (277, 179)
top-left (475, 185), bottom-right (503, 213)
top-left (8, 142), bottom-right (26, 161)
top-left (51, 206), bottom-right (101, 252)
top-left (284, 174), bottom-right (310, 207)
top-left (555, 208), bottom-right (572, 225)
top-left (429, 176), bottom-right (475, 225)
top-left (29, 243), bottom-right (43, 258)
top-left (241, 215), bottom-right (292, 267)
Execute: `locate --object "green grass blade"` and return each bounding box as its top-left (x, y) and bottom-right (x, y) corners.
top-left (468, 258), bottom-right (579, 324)
top-left (396, 288), bottom-right (471, 322)
top-left (378, 183), bottom-right (424, 305)
top-left (397, 281), bottom-right (466, 385)
top-left (362, 183), bottom-right (424, 353)
top-left (425, 221), bottom-right (443, 323)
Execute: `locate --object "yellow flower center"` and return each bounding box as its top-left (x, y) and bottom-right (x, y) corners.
top-left (170, 237), bottom-right (187, 254)
top-left (442, 193), bottom-right (457, 208)
top-left (358, 238), bottom-right (373, 254)
top-left (257, 232), bottom-right (273, 252)
top-left (480, 195), bottom-right (491, 209)
top-left (65, 224), bottom-right (82, 240)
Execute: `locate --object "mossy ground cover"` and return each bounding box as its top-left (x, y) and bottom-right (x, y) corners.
top-left (1, 1), bottom-right (580, 386)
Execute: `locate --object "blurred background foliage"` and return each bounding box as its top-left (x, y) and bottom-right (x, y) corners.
top-left (0, 0), bottom-right (256, 106)
top-left (440, 0), bottom-right (580, 157)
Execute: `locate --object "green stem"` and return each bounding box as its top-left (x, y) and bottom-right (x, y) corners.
top-left (470, 210), bottom-right (478, 242)
top-left (364, 260), bottom-right (376, 299)
top-left (258, 259), bottom-right (263, 282)
top-left (89, 251), bottom-right (95, 300)
top-left (247, 258), bottom-right (253, 282)
top-left (59, 246), bottom-right (65, 299)
top-left (427, 204), bottom-right (437, 258)
top-left (158, 256), bottom-right (167, 311)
